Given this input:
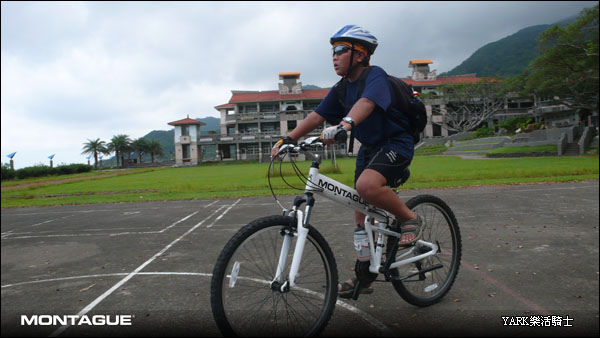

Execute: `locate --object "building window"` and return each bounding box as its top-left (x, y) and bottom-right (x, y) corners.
top-left (304, 101), bottom-right (320, 111)
top-left (287, 120), bottom-right (297, 131)
top-left (261, 122), bottom-right (280, 134)
top-left (239, 123), bottom-right (259, 134)
top-left (433, 123), bottom-right (442, 137)
top-left (242, 105), bottom-right (257, 113)
top-left (181, 125), bottom-right (189, 136)
top-left (261, 104), bottom-right (278, 112)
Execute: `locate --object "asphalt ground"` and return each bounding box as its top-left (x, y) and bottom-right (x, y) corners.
top-left (1, 181), bottom-right (598, 337)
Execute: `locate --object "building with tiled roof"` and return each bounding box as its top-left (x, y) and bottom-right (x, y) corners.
top-left (209, 72), bottom-right (336, 161)
top-left (196, 61), bottom-right (535, 162)
top-left (167, 115), bottom-right (206, 165)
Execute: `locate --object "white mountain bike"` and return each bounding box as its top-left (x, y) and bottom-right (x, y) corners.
top-left (210, 137), bottom-right (461, 336)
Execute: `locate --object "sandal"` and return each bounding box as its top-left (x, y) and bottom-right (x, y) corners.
top-left (337, 278), bottom-right (374, 299)
top-left (399, 216), bottom-right (424, 245)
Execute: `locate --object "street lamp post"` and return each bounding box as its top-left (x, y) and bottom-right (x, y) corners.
top-left (7, 152), bottom-right (16, 170)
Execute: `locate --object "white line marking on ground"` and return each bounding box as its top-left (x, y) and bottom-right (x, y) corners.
top-left (49, 202), bottom-right (239, 337)
top-left (1, 272), bottom-right (211, 288)
top-left (5, 270), bottom-right (391, 336)
top-left (204, 200), bottom-right (220, 208)
top-left (2, 211), bottom-right (202, 240)
top-left (206, 199), bottom-right (240, 228)
top-left (30, 219), bottom-right (56, 227)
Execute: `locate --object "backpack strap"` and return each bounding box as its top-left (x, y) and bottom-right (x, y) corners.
top-left (335, 66), bottom-right (372, 110)
top-left (334, 67), bottom-right (372, 154)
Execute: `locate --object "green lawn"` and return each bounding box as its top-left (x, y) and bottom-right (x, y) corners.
top-left (2, 155), bottom-right (598, 208)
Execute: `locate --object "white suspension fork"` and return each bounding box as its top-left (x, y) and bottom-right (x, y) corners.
top-left (288, 210), bottom-right (308, 288)
top-left (272, 207), bottom-right (311, 289)
top-left (273, 230), bottom-right (293, 284)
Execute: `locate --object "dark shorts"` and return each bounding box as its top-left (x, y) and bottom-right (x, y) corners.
top-left (354, 143), bottom-right (412, 188)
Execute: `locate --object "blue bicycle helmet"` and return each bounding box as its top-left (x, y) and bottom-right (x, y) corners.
top-left (330, 25), bottom-right (378, 55)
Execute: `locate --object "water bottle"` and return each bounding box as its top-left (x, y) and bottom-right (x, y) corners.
top-left (354, 226), bottom-right (370, 262)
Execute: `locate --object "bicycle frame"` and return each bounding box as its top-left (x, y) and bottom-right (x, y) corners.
top-left (274, 149), bottom-right (439, 288)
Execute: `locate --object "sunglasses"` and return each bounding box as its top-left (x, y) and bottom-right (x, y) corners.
top-left (332, 45), bottom-right (353, 56)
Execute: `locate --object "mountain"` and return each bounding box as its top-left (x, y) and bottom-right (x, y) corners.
top-left (196, 116), bottom-right (220, 134)
top-left (443, 24), bottom-right (550, 77)
top-left (443, 16), bottom-right (579, 78)
top-left (302, 84), bottom-right (322, 90)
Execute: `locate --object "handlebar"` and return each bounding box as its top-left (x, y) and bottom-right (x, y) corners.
top-left (275, 136), bottom-right (324, 159)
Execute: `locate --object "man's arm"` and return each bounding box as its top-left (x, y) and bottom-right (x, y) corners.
top-left (340, 97), bottom-right (376, 130)
top-left (288, 111), bottom-right (325, 141)
top-left (272, 111), bottom-right (325, 158)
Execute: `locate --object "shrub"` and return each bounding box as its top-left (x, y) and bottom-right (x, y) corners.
top-left (56, 164), bottom-right (92, 175)
top-left (16, 165), bottom-right (55, 179)
top-left (2, 163), bottom-right (93, 181)
top-left (499, 116), bottom-right (531, 133)
top-left (474, 125), bottom-right (495, 137)
top-left (1, 163), bottom-right (15, 180)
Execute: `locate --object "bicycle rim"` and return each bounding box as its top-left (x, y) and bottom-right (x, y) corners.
top-left (390, 195), bottom-right (461, 307)
top-left (211, 216), bottom-right (337, 336)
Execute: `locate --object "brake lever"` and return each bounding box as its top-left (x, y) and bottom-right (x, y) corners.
top-left (277, 144), bottom-right (298, 157)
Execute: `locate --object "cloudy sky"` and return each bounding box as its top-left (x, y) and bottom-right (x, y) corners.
top-left (1, 1), bottom-right (596, 169)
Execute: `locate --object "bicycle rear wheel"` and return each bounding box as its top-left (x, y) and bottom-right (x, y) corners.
top-left (389, 194), bottom-right (461, 307)
top-left (210, 215), bottom-right (338, 337)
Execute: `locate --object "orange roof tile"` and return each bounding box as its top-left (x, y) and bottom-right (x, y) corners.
top-left (215, 75), bottom-right (485, 108)
top-left (279, 72), bottom-right (301, 77)
top-left (228, 88), bottom-right (331, 104)
top-left (168, 115), bottom-right (206, 126)
top-left (214, 103), bottom-right (235, 109)
top-left (409, 59), bottom-right (433, 65)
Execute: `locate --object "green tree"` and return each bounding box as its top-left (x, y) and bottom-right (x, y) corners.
top-left (524, 4), bottom-right (598, 113)
top-left (433, 78), bottom-right (506, 133)
top-left (81, 138), bottom-right (107, 170)
top-left (147, 140), bottom-right (164, 163)
top-left (131, 138), bottom-right (150, 164)
top-left (107, 134), bottom-right (131, 168)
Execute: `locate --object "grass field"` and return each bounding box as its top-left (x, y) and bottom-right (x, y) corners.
top-left (1, 155), bottom-right (598, 208)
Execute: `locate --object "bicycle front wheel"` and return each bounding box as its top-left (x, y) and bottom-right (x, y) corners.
top-left (390, 194), bottom-right (461, 307)
top-left (210, 215), bottom-right (338, 337)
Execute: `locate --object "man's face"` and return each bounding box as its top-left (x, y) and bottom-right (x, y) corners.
top-left (332, 45), bottom-right (365, 77)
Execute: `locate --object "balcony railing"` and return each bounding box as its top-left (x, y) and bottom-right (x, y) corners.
top-left (198, 132), bottom-right (283, 143)
top-left (225, 110), bottom-right (311, 122)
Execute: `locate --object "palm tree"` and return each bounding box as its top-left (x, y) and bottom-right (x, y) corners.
top-left (107, 134), bottom-right (131, 168)
top-left (81, 138), bottom-right (107, 170)
top-left (131, 137), bottom-right (150, 163)
top-left (147, 140), bottom-right (164, 163)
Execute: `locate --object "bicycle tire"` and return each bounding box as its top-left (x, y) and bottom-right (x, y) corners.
top-left (210, 215), bottom-right (338, 337)
top-left (389, 194), bottom-right (461, 307)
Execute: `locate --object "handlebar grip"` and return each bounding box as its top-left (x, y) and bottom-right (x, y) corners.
top-left (334, 128), bottom-right (348, 143)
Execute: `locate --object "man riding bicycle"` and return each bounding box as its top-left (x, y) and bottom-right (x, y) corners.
top-left (271, 24), bottom-right (422, 298)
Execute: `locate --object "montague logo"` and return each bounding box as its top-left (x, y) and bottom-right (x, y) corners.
top-left (21, 315), bottom-right (133, 326)
top-left (317, 179), bottom-right (368, 206)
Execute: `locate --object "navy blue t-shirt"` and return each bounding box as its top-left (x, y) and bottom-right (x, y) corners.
top-left (315, 66), bottom-right (414, 160)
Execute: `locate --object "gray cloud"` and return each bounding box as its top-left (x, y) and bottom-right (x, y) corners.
top-left (1, 1), bottom-right (596, 168)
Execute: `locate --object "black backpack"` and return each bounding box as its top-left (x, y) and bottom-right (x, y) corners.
top-left (335, 66), bottom-right (427, 145)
